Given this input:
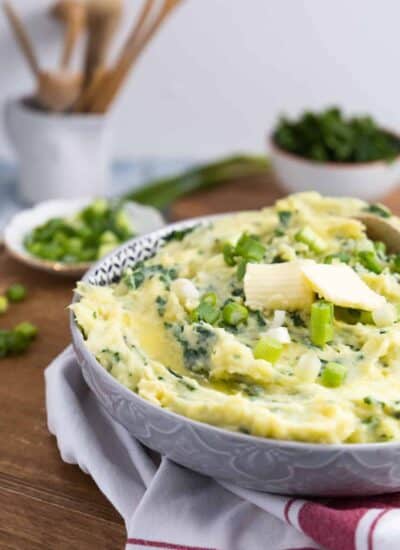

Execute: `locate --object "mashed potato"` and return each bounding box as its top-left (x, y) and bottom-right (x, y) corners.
top-left (72, 193), bottom-right (400, 444)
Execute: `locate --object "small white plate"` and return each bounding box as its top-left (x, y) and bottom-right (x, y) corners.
top-left (4, 198), bottom-right (165, 277)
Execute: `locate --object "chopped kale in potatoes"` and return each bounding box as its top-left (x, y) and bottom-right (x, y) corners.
top-left (73, 193), bottom-right (400, 444)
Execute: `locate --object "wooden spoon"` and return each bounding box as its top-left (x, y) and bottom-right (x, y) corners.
top-left (356, 213), bottom-right (400, 253)
top-left (51, 0), bottom-right (87, 69)
top-left (74, 0), bottom-right (151, 113)
top-left (83, 0), bottom-right (123, 86)
top-left (4, 1), bottom-right (82, 112)
top-left (88, 0), bottom-right (183, 114)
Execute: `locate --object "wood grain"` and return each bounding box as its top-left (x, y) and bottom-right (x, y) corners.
top-left (0, 172), bottom-right (399, 548)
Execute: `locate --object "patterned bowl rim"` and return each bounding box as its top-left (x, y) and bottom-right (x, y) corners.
top-left (70, 212), bottom-right (400, 451)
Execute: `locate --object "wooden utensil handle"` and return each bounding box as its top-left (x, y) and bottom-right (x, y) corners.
top-left (3, 1), bottom-right (40, 77)
top-left (90, 0), bottom-right (182, 113)
top-left (74, 0), bottom-right (154, 112)
top-left (61, 9), bottom-right (85, 68)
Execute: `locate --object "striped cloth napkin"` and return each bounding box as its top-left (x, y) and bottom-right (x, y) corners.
top-left (45, 347), bottom-right (400, 550)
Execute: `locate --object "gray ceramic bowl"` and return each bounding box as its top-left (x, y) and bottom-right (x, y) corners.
top-left (71, 215), bottom-right (400, 497)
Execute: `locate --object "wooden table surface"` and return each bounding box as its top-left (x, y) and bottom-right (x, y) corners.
top-left (1, 174), bottom-right (400, 549)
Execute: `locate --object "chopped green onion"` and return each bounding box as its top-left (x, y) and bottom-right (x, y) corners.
top-left (236, 259), bottom-right (248, 281)
top-left (324, 252), bottom-right (350, 264)
top-left (6, 331), bottom-right (29, 354)
top-left (6, 284), bottom-right (27, 303)
top-left (0, 321), bottom-right (38, 358)
top-left (192, 293), bottom-right (220, 324)
top-left (0, 331), bottom-right (9, 357)
top-left (374, 241), bottom-right (386, 257)
top-left (320, 362), bottom-right (347, 388)
top-left (235, 234), bottom-right (265, 262)
top-left (100, 230), bottom-right (119, 244)
top-left (253, 336), bottom-right (283, 364)
top-left (24, 199), bottom-right (135, 264)
top-left (222, 302), bottom-right (249, 326)
top-left (310, 301), bottom-right (334, 347)
top-left (222, 243), bottom-right (236, 266)
top-left (0, 296), bottom-right (8, 314)
top-left (14, 321), bottom-right (38, 340)
top-left (295, 227), bottom-right (326, 254)
top-left (358, 250), bottom-right (383, 274)
top-left (195, 302), bottom-right (220, 324)
top-left (202, 292), bottom-right (217, 306)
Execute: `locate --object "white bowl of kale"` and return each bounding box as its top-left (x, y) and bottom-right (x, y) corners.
top-left (270, 107), bottom-right (400, 200)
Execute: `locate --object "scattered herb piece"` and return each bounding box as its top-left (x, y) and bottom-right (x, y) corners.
top-left (364, 203), bottom-right (391, 218)
top-left (6, 284), bottom-right (27, 303)
top-left (290, 312), bottom-right (305, 327)
top-left (163, 226), bottom-right (196, 243)
top-left (278, 210), bottom-right (292, 227)
top-left (0, 322), bottom-right (38, 358)
top-left (0, 296), bottom-right (8, 314)
top-left (155, 296), bottom-right (167, 316)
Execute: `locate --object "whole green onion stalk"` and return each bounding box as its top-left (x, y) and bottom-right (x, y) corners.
top-left (125, 154), bottom-right (269, 210)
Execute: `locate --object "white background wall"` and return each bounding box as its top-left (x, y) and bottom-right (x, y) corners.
top-left (1, 0), bottom-right (400, 161)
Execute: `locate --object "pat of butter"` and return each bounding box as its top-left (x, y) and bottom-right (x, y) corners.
top-left (301, 262), bottom-right (385, 311)
top-left (244, 260), bottom-right (385, 312)
top-left (244, 261), bottom-right (314, 311)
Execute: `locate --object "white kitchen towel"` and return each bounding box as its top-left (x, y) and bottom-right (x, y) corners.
top-left (45, 347), bottom-right (400, 550)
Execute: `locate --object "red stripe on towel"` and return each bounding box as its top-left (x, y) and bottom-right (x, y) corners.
top-left (298, 502), bottom-right (365, 550)
top-left (126, 539), bottom-right (217, 550)
top-left (368, 509), bottom-right (389, 550)
top-left (284, 498), bottom-right (297, 525)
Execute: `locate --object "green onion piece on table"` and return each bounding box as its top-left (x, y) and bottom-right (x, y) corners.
top-left (0, 322), bottom-right (38, 358)
top-left (0, 296), bottom-right (8, 314)
top-left (6, 284), bottom-right (27, 303)
top-left (320, 362), bottom-right (347, 388)
top-left (310, 301), bottom-right (334, 347)
top-left (15, 321), bottom-right (38, 340)
top-left (253, 336), bottom-right (283, 364)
